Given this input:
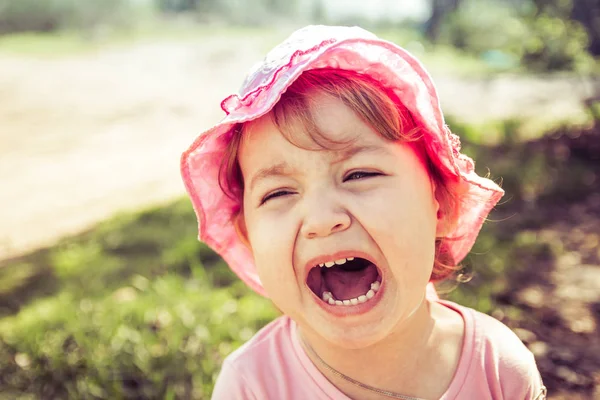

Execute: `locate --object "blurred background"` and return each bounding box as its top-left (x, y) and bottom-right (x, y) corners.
top-left (0, 0), bottom-right (599, 399)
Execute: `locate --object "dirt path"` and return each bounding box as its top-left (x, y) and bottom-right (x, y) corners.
top-left (0, 36), bottom-right (262, 259)
top-left (0, 36), bottom-right (597, 260)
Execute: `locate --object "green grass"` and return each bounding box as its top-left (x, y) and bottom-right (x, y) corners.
top-left (0, 23), bottom-right (276, 58)
top-left (0, 32), bottom-right (100, 56)
top-left (0, 198), bottom-right (278, 399)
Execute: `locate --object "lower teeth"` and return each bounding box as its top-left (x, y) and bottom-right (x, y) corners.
top-left (321, 280), bottom-right (380, 306)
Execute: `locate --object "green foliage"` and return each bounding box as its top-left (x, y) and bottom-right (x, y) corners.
top-left (441, 1), bottom-right (525, 62)
top-left (437, 0), bottom-right (596, 72)
top-left (0, 0), bottom-right (154, 35)
top-left (521, 13), bottom-right (592, 71)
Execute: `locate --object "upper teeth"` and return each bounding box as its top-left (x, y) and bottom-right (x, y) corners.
top-left (318, 257), bottom-right (355, 268)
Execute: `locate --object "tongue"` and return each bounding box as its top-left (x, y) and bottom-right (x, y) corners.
top-left (323, 263), bottom-right (379, 300)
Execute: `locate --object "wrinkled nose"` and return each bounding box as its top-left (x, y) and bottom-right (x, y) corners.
top-left (300, 192), bottom-right (351, 239)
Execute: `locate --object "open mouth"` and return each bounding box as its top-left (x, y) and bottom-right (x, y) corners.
top-left (306, 256), bottom-right (382, 306)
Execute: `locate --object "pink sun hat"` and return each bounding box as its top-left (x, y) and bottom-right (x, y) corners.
top-left (180, 25), bottom-right (504, 297)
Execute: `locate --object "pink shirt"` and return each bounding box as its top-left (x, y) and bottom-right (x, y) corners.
top-left (212, 300), bottom-right (546, 399)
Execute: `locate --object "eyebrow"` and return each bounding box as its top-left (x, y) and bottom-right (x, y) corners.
top-left (248, 144), bottom-right (388, 192)
top-left (248, 162), bottom-right (293, 192)
top-left (331, 144), bottom-right (387, 165)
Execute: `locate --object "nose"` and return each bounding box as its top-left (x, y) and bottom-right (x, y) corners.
top-left (300, 192), bottom-right (351, 239)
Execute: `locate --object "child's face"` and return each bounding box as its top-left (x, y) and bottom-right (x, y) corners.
top-left (237, 93), bottom-right (441, 347)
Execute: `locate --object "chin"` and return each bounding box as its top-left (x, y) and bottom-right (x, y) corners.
top-left (318, 319), bottom-right (395, 349)
top-left (302, 300), bottom-right (395, 347)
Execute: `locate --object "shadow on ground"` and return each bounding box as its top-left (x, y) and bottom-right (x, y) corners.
top-left (445, 121), bottom-right (600, 398)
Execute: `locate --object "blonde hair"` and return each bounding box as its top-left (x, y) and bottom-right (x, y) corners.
top-left (220, 68), bottom-right (460, 281)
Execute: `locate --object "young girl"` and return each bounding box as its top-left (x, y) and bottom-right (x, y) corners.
top-left (181, 25), bottom-right (546, 400)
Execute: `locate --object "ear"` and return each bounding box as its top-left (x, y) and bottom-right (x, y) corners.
top-left (233, 211), bottom-right (252, 251)
top-left (432, 182), bottom-right (455, 238)
top-left (436, 208), bottom-right (453, 238)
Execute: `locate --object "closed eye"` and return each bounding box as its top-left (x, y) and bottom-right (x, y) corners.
top-left (260, 190), bottom-right (294, 205)
top-left (343, 171), bottom-right (382, 181)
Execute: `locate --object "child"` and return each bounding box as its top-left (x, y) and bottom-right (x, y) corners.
top-left (181, 25), bottom-right (546, 400)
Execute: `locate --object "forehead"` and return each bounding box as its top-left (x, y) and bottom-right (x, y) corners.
top-left (242, 94), bottom-right (373, 154)
top-left (236, 95), bottom-right (397, 193)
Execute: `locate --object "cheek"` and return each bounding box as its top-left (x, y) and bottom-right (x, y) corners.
top-left (246, 213), bottom-right (301, 295)
top-left (353, 185), bottom-right (438, 268)
top-left (357, 185), bottom-right (437, 233)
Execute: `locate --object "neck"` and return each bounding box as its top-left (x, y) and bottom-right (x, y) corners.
top-left (298, 299), bottom-right (436, 395)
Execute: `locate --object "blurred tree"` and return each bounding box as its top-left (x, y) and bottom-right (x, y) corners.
top-left (157, 0), bottom-right (202, 12)
top-left (425, 0), bottom-right (462, 42)
top-left (432, 0), bottom-right (596, 71)
top-left (570, 0), bottom-right (600, 56)
top-left (0, 0), bottom-right (149, 34)
top-left (521, 0), bottom-right (595, 70)
top-left (311, 0), bottom-right (326, 24)
top-left (156, 0), bottom-right (298, 24)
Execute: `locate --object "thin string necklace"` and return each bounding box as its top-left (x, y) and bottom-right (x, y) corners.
top-left (300, 336), bottom-right (426, 400)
